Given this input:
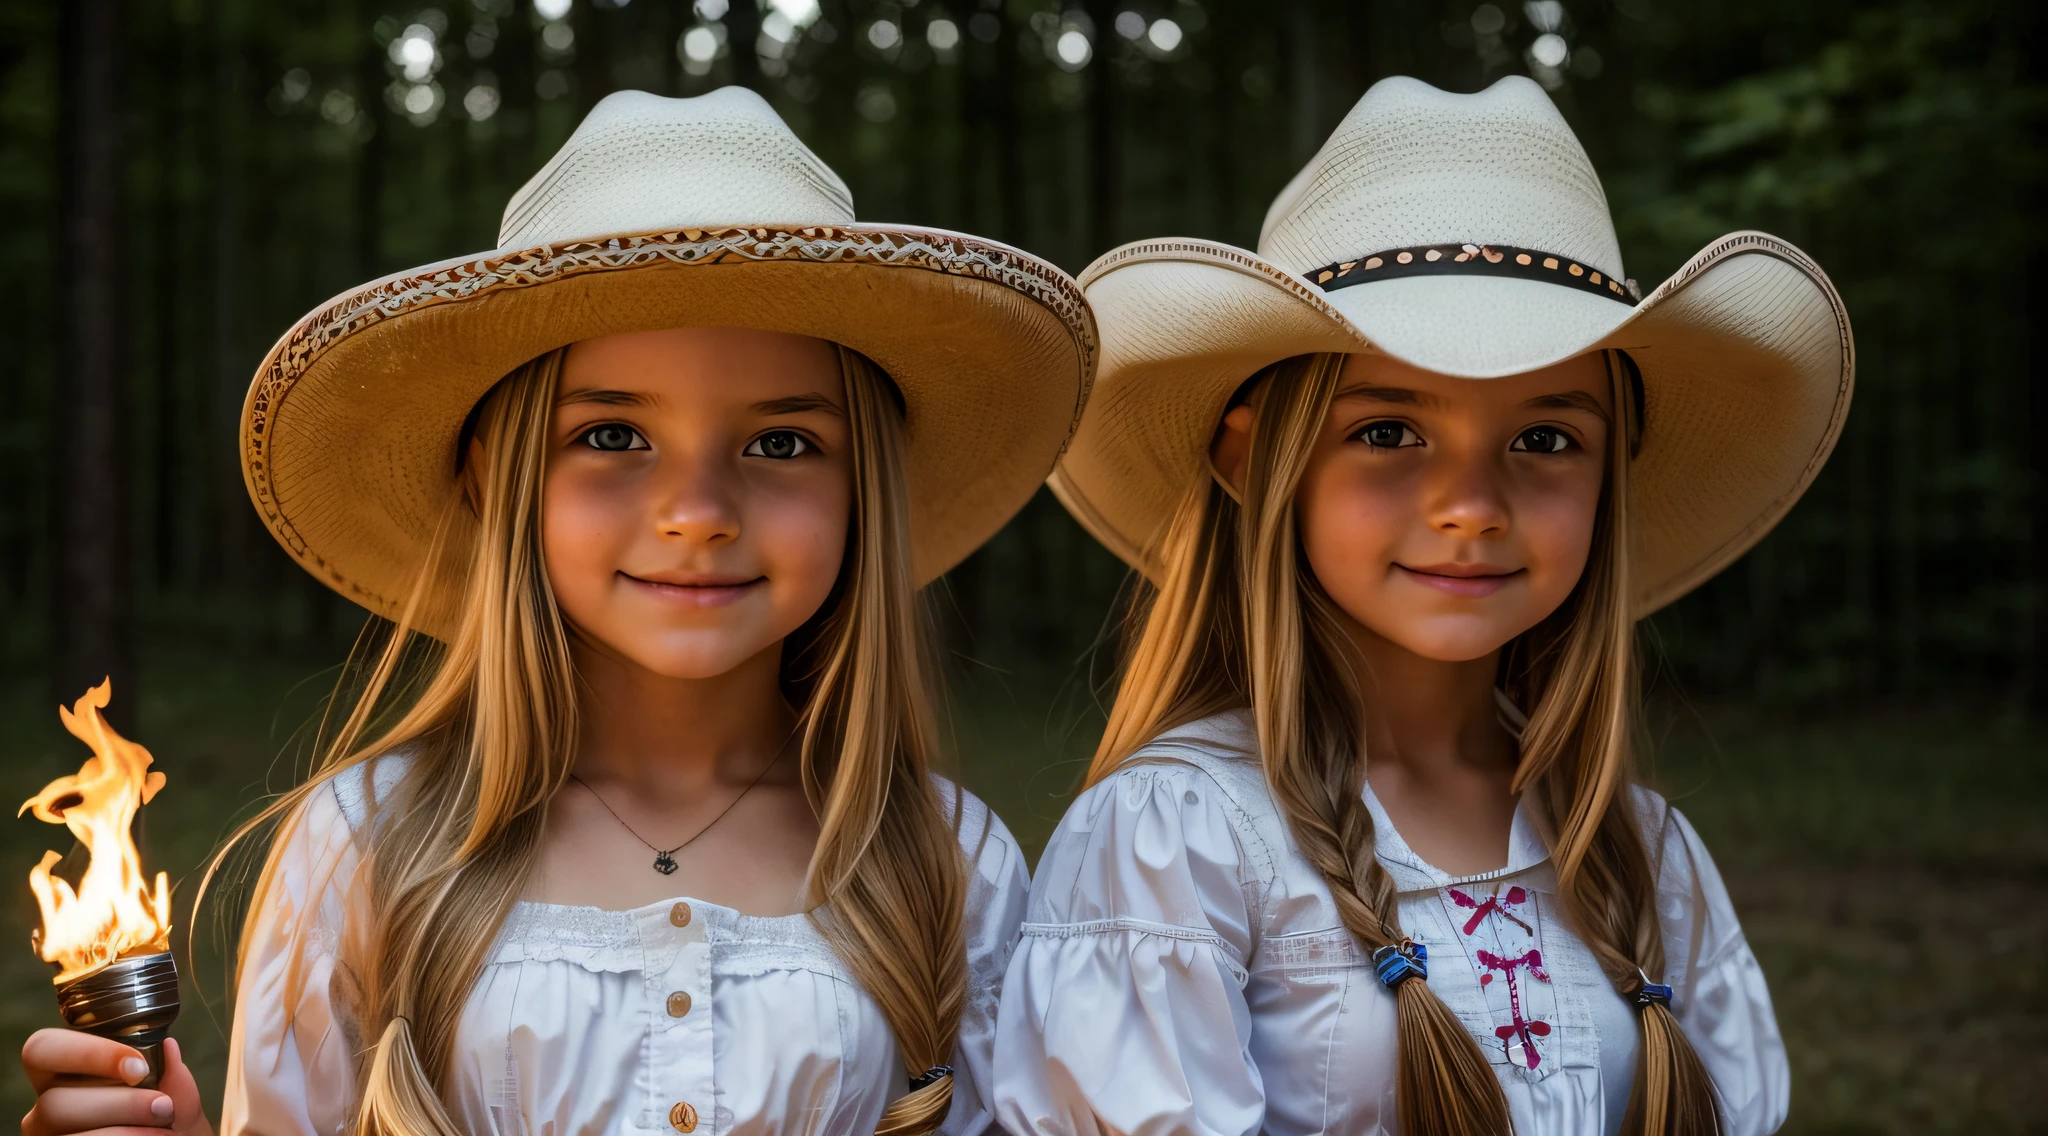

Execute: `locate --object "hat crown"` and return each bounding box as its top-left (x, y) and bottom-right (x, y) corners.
top-left (1257, 76), bottom-right (1624, 281)
top-left (498, 86), bottom-right (855, 249)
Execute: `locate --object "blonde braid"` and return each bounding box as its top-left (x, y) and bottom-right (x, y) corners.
top-left (1508, 351), bottom-right (1721, 1135)
top-left (1240, 356), bottom-right (1513, 1136)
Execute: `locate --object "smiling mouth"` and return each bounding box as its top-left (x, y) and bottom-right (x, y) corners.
top-left (619, 572), bottom-right (765, 609)
top-left (1396, 563), bottom-right (1526, 598)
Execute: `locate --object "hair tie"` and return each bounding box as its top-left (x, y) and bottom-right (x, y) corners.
top-left (908, 1065), bottom-right (953, 1091)
top-left (1372, 940), bottom-right (1428, 987)
top-left (1634, 977), bottom-right (1674, 1009)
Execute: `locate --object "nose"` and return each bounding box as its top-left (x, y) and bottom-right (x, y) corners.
top-left (652, 446), bottom-right (741, 546)
top-left (1423, 449), bottom-right (1511, 538)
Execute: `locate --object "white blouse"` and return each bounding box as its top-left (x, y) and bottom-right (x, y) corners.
top-left (993, 710), bottom-right (1787, 1136)
top-left (222, 758), bottom-right (1028, 1136)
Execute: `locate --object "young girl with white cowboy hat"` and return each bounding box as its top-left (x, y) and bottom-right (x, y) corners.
top-left (21, 87), bottom-right (1093, 1136)
top-left (994, 76), bottom-right (1849, 1136)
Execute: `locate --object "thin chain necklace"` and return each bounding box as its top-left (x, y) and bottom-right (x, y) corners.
top-left (569, 749), bottom-right (783, 876)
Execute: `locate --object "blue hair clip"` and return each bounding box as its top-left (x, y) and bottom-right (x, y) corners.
top-left (1372, 940), bottom-right (1428, 987)
top-left (1634, 981), bottom-right (1674, 1009)
top-left (908, 1065), bottom-right (953, 1091)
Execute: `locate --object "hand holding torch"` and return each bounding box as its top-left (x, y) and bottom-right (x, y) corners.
top-left (20, 680), bottom-right (181, 1087)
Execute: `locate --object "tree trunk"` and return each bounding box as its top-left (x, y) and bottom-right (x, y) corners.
top-left (1288, 0), bottom-right (1322, 167)
top-left (206, 0), bottom-right (257, 618)
top-left (499, 0), bottom-right (538, 176)
top-left (726, 0), bottom-right (762, 93)
top-left (2031, 300), bottom-right (2048, 716)
top-left (994, 8), bottom-right (1024, 246)
top-left (1206, 6), bottom-right (1240, 241)
top-left (354, 2), bottom-right (387, 277)
top-left (2020, 4), bottom-right (2048, 718)
top-left (151, 9), bottom-right (188, 593)
top-left (1084, 0), bottom-right (1118, 256)
top-left (655, 0), bottom-right (680, 96)
top-left (574, 0), bottom-right (612, 114)
top-left (54, 0), bottom-right (135, 726)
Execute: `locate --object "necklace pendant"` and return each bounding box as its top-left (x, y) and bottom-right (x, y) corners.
top-left (653, 850), bottom-right (679, 875)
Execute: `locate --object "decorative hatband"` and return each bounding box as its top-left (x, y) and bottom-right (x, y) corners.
top-left (1307, 243), bottom-right (1640, 305)
top-left (908, 1064), bottom-right (954, 1091)
top-left (1372, 940), bottom-right (1429, 988)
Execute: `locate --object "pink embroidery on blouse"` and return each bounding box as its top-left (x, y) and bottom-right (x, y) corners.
top-left (1448, 885), bottom-right (1533, 935)
top-left (1453, 884), bottom-right (1553, 1072)
top-left (1476, 948), bottom-right (1552, 1069)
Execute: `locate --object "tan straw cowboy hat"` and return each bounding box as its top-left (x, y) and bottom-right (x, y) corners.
top-left (243, 86), bottom-right (1095, 634)
top-left (1053, 75), bottom-right (1852, 615)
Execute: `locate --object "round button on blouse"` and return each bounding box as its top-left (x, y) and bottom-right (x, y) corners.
top-left (669, 901), bottom-right (692, 928)
top-left (668, 1101), bottom-right (698, 1133)
top-left (666, 991), bottom-right (692, 1017)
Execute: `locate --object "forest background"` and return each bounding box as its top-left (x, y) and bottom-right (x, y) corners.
top-left (1, 0), bottom-right (2044, 1130)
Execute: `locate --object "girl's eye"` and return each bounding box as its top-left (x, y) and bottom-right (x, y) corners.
top-left (1355, 421), bottom-right (1422, 449)
top-left (580, 424), bottom-right (648, 451)
top-left (1511, 426), bottom-right (1576, 454)
top-left (743, 430), bottom-right (810, 460)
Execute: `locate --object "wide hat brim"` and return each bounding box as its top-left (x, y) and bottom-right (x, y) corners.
top-left (244, 224), bottom-right (1095, 637)
top-left (1051, 231), bottom-right (1852, 616)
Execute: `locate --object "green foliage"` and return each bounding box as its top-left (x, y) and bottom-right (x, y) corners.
top-left (1607, 1), bottom-right (2045, 704)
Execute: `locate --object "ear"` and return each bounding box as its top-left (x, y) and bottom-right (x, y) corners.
top-left (1208, 404), bottom-right (1255, 502)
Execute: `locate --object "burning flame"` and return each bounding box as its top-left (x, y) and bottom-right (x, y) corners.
top-left (19, 680), bottom-right (171, 984)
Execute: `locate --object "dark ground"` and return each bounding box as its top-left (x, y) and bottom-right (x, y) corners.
top-left (3, 649), bottom-right (2043, 1133)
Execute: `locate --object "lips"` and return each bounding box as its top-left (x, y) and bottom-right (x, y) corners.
top-left (619, 571), bottom-right (764, 609)
top-left (1396, 563), bottom-right (1525, 598)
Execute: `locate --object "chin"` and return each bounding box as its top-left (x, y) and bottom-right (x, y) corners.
top-left (1375, 620), bottom-right (1519, 664)
top-left (605, 630), bottom-right (779, 681)
top-left (637, 656), bottom-right (748, 680)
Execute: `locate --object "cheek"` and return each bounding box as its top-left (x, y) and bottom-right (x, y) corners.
top-left (1517, 473), bottom-right (1605, 603)
top-left (1296, 459), bottom-right (1406, 578)
top-left (749, 473), bottom-right (853, 612)
top-left (541, 465), bottom-right (634, 605)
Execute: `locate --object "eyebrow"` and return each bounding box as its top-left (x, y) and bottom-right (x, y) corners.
top-left (554, 389), bottom-right (846, 417)
top-left (557, 388), bottom-right (655, 408)
top-left (752, 393), bottom-right (846, 417)
top-left (1332, 384), bottom-right (1438, 408)
top-left (1523, 390), bottom-right (1611, 421)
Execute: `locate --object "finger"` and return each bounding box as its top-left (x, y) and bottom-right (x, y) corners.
top-left (22, 1031), bottom-right (151, 1094)
top-left (24, 1086), bottom-right (173, 1135)
top-left (24, 1124), bottom-right (179, 1136)
top-left (156, 1040), bottom-right (208, 1134)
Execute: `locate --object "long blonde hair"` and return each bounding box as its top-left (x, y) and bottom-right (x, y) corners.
top-left (212, 344), bottom-right (966, 1136)
top-left (1088, 351), bottom-right (1719, 1136)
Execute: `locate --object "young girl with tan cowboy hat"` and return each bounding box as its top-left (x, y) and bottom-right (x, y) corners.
top-left (994, 76), bottom-right (1849, 1136)
top-left (21, 87), bottom-right (1093, 1136)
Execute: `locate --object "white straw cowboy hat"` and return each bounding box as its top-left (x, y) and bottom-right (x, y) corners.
top-left (1054, 75), bottom-right (1852, 615)
top-left (243, 86), bottom-right (1095, 634)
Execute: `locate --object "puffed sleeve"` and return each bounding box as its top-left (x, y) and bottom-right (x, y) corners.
top-left (938, 785), bottom-right (1032, 1136)
top-left (994, 763), bottom-right (1263, 1136)
top-left (220, 773), bottom-right (372, 1136)
top-left (1647, 796), bottom-right (1790, 1136)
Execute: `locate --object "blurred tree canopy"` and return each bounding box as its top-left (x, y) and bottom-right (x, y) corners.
top-left (0, 0), bottom-right (2040, 710)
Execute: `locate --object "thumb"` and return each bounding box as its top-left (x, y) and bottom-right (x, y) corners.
top-left (158, 1038), bottom-right (211, 1135)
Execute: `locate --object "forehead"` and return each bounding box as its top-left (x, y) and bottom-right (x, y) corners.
top-left (559, 327), bottom-right (844, 402)
top-left (1334, 350), bottom-right (1610, 410)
